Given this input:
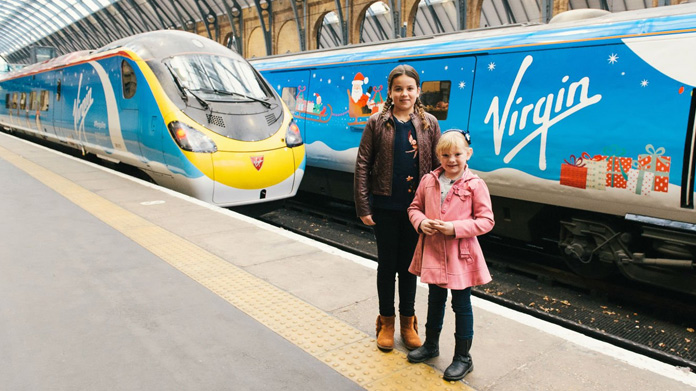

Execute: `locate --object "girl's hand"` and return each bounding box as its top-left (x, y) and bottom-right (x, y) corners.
top-left (360, 215), bottom-right (376, 226)
top-left (419, 219), bottom-right (439, 235)
top-left (432, 220), bottom-right (455, 236)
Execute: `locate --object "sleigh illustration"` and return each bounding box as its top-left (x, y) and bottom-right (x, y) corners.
top-left (347, 86), bottom-right (384, 125)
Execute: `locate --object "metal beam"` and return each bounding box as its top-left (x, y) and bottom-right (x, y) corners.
top-left (500, 0), bottom-right (517, 24)
top-left (111, 2), bottom-right (138, 34)
top-left (115, 1), bottom-right (145, 33)
top-left (103, 5), bottom-right (133, 36)
top-left (170, 0), bottom-right (198, 32)
top-left (333, 0), bottom-right (348, 45)
top-left (221, 0), bottom-right (245, 52)
top-left (126, 0), bottom-right (156, 32)
top-left (81, 17), bottom-right (111, 47)
top-left (456, 0), bottom-right (466, 29)
top-left (253, 0), bottom-right (273, 55)
top-left (146, 0), bottom-right (172, 29)
top-left (290, 0), bottom-right (307, 51)
top-left (194, 0), bottom-right (219, 40)
top-left (389, 0), bottom-right (402, 38)
top-left (423, 0), bottom-right (445, 33)
top-left (91, 11), bottom-right (122, 41)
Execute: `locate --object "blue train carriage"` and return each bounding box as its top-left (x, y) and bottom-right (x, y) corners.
top-left (0, 30), bottom-right (305, 207)
top-left (252, 5), bottom-right (696, 294)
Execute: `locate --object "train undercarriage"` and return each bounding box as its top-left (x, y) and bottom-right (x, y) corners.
top-left (300, 167), bottom-right (696, 296)
top-left (559, 215), bottom-right (696, 296)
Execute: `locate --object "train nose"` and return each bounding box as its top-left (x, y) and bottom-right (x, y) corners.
top-left (211, 145), bottom-right (304, 205)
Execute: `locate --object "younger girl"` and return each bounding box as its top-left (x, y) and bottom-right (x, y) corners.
top-left (354, 64), bottom-right (441, 352)
top-left (406, 129), bottom-right (494, 381)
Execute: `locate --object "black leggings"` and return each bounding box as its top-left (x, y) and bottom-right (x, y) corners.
top-left (372, 208), bottom-right (419, 317)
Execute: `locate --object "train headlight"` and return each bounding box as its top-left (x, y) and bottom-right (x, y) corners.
top-left (285, 120), bottom-right (303, 148)
top-left (168, 121), bottom-right (217, 153)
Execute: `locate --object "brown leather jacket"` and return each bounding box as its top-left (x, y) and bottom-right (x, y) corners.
top-left (354, 110), bottom-right (441, 217)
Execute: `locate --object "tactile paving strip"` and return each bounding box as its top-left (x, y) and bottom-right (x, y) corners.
top-left (0, 143), bottom-right (474, 391)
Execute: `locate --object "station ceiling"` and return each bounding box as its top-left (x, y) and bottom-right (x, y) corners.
top-left (0, 0), bottom-right (673, 65)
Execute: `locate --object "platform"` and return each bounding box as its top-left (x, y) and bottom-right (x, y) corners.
top-left (1, 131), bottom-right (695, 391)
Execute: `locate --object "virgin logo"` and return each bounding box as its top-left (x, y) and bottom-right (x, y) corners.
top-left (251, 156), bottom-right (264, 171)
top-left (484, 55), bottom-right (602, 170)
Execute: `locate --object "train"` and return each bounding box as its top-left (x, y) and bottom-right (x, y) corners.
top-left (0, 30), bottom-right (305, 207)
top-left (251, 5), bottom-right (696, 295)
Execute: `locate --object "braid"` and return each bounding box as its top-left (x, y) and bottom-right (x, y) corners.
top-left (415, 97), bottom-right (429, 130)
top-left (381, 96), bottom-right (393, 118)
top-left (381, 96), bottom-right (394, 131)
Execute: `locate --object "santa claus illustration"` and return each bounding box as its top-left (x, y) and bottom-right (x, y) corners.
top-left (349, 72), bottom-right (375, 114)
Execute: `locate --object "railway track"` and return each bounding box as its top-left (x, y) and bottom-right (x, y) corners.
top-left (233, 193), bottom-right (696, 373)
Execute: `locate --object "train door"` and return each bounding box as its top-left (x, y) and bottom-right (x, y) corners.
top-left (117, 59), bottom-right (143, 160)
top-left (408, 56), bottom-right (477, 132)
top-left (51, 72), bottom-right (68, 141)
top-left (265, 69), bottom-right (311, 141)
top-left (125, 61), bottom-right (164, 166)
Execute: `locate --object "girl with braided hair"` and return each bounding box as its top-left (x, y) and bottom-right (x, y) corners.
top-left (354, 64), bottom-right (441, 352)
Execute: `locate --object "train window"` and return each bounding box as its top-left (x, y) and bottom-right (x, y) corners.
top-left (4, 94), bottom-right (8, 109)
top-left (122, 60), bottom-right (137, 99)
top-left (281, 87), bottom-right (297, 110)
top-left (40, 90), bottom-right (49, 111)
top-left (29, 91), bottom-right (36, 111)
top-left (19, 92), bottom-right (26, 110)
top-left (166, 54), bottom-right (269, 100)
top-left (420, 80), bottom-right (451, 120)
top-left (11, 92), bottom-right (17, 109)
top-left (56, 80), bottom-right (61, 101)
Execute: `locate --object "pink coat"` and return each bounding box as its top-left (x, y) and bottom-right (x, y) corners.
top-left (408, 167), bottom-right (494, 289)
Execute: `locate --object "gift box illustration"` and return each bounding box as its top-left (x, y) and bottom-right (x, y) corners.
top-left (560, 154), bottom-right (587, 189)
top-left (585, 154), bottom-right (607, 191)
top-left (637, 144), bottom-right (671, 193)
top-left (627, 161), bottom-right (655, 196)
top-left (598, 146), bottom-right (632, 189)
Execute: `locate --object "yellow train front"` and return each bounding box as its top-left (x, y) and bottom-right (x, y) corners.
top-left (0, 30), bottom-right (305, 207)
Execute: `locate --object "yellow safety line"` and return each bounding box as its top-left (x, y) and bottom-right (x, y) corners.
top-left (0, 143), bottom-right (474, 391)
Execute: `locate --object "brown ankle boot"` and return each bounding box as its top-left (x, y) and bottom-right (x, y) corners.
top-left (399, 315), bottom-right (422, 350)
top-left (375, 315), bottom-right (395, 351)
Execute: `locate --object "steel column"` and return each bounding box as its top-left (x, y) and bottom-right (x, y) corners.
top-left (333, 0), bottom-right (348, 45)
top-left (290, 0), bottom-right (307, 51)
top-left (253, 0), bottom-right (273, 55)
top-left (220, 0), bottom-right (245, 52)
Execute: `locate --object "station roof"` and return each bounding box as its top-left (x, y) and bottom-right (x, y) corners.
top-left (0, 0), bottom-right (672, 65)
top-left (0, 0), bottom-right (117, 58)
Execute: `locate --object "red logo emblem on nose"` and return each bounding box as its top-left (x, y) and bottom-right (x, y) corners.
top-left (250, 156), bottom-right (264, 171)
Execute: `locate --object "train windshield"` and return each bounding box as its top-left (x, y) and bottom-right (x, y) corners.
top-left (166, 54), bottom-right (270, 102)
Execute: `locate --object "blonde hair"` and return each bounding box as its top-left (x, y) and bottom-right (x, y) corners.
top-left (436, 131), bottom-right (471, 156)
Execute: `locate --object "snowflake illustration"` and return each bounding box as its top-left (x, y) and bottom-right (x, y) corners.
top-left (640, 79), bottom-right (649, 87)
top-left (459, 81), bottom-right (466, 89)
top-left (327, 79), bottom-right (331, 84)
top-left (487, 62), bottom-right (496, 71)
top-left (608, 53), bottom-right (619, 64)
top-left (444, 66), bottom-right (449, 70)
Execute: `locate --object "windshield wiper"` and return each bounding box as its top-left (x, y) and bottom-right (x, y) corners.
top-left (164, 63), bottom-right (211, 111)
top-left (212, 88), bottom-right (271, 108)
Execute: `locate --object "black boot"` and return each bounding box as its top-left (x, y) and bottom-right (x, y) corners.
top-left (407, 329), bottom-right (440, 363)
top-left (443, 337), bottom-right (473, 381)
